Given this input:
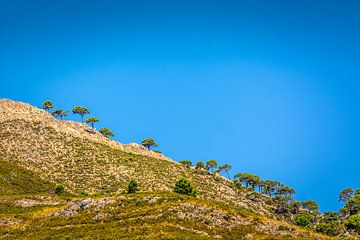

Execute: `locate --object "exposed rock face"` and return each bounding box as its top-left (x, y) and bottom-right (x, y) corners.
top-left (0, 98), bottom-right (170, 161)
top-left (54, 198), bottom-right (115, 217)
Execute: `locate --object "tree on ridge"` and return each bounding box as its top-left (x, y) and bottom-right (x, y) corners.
top-left (72, 106), bottom-right (90, 123)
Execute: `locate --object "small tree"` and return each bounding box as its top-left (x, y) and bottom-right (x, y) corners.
top-left (52, 109), bottom-right (62, 119)
top-left (141, 138), bottom-right (158, 150)
top-left (99, 128), bottom-right (115, 138)
top-left (195, 161), bottom-right (205, 169)
top-left (173, 178), bottom-right (197, 197)
top-left (128, 180), bottom-right (138, 193)
top-left (54, 184), bottom-right (65, 195)
top-left (206, 160), bottom-right (218, 173)
top-left (59, 110), bottom-right (68, 120)
top-left (218, 164), bottom-right (232, 179)
top-left (52, 109), bottom-right (68, 120)
top-left (301, 200), bottom-right (319, 213)
top-left (86, 117), bottom-right (99, 129)
top-left (276, 185), bottom-right (296, 196)
top-left (42, 100), bottom-right (54, 112)
top-left (179, 160), bottom-right (193, 168)
top-left (262, 180), bottom-right (281, 196)
top-left (72, 106), bottom-right (90, 123)
top-left (339, 188), bottom-right (354, 203)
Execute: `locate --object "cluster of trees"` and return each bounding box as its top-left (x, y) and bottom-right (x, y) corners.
top-left (291, 188), bottom-right (360, 237)
top-left (43, 101), bottom-right (162, 150)
top-left (43, 100), bottom-right (115, 138)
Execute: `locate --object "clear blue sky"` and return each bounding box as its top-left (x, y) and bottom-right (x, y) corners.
top-left (1, 0), bottom-right (359, 212)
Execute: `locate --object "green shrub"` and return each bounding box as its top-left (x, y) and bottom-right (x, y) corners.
top-left (315, 221), bottom-right (341, 236)
top-left (173, 177), bottom-right (197, 197)
top-left (79, 191), bottom-right (89, 197)
top-left (54, 184), bottom-right (65, 195)
top-left (294, 214), bottom-right (310, 228)
top-left (278, 225), bottom-right (290, 231)
top-left (345, 214), bottom-right (360, 233)
top-left (127, 180), bottom-right (138, 193)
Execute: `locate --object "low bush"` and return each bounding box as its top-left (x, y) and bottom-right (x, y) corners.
top-left (54, 184), bottom-right (65, 195)
top-left (128, 180), bottom-right (138, 193)
top-left (173, 178), bottom-right (197, 197)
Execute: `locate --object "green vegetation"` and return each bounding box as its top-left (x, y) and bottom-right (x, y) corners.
top-left (179, 160), bottom-right (193, 168)
top-left (86, 116), bottom-right (99, 129)
top-left (206, 159), bottom-right (218, 173)
top-left (127, 180), bottom-right (139, 193)
top-left (294, 214), bottom-right (311, 228)
top-left (141, 138), bottom-right (158, 150)
top-left (42, 100), bottom-right (54, 112)
top-left (0, 158), bottom-right (54, 195)
top-left (99, 127), bottom-right (115, 138)
top-left (339, 188), bottom-right (354, 203)
top-left (52, 109), bottom-right (68, 120)
top-left (345, 214), bottom-right (360, 234)
top-left (173, 178), bottom-right (197, 197)
top-left (72, 106), bottom-right (90, 123)
top-left (218, 164), bottom-right (232, 179)
top-left (2, 99), bottom-right (359, 239)
top-left (54, 184), bottom-right (65, 195)
top-left (195, 161), bottom-right (205, 169)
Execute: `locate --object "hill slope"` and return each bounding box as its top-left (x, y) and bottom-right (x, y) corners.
top-left (0, 99), bottom-right (333, 239)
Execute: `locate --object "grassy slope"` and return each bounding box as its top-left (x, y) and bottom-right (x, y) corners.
top-left (0, 158), bottom-right (54, 196)
top-left (0, 192), bottom-right (330, 240)
top-left (0, 118), bottom-right (333, 239)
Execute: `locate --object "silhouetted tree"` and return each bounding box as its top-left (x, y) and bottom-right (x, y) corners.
top-left (72, 106), bottom-right (90, 123)
top-left (99, 127), bottom-right (115, 138)
top-left (42, 100), bottom-right (54, 112)
top-left (141, 138), bottom-right (158, 150)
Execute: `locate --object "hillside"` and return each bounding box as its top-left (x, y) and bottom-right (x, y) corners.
top-left (0, 99), bottom-right (334, 239)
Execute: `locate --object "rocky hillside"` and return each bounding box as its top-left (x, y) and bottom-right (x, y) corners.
top-left (0, 99), bottom-right (334, 239)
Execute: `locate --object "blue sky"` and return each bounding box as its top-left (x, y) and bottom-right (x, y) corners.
top-left (1, 0), bottom-right (359, 211)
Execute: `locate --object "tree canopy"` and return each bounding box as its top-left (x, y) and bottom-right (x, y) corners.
top-left (141, 138), bottom-right (158, 150)
top-left (99, 128), bottom-right (115, 138)
top-left (42, 100), bottom-right (54, 112)
top-left (179, 160), bottom-right (193, 168)
top-left (86, 116), bottom-right (99, 129)
top-left (206, 160), bottom-right (218, 173)
top-left (72, 106), bottom-right (90, 123)
top-left (52, 109), bottom-right (68, 120)
top-left (173, 178), bottom-right (197, 197)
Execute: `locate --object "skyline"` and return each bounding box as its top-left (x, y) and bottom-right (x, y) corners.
top-left (1, 0), bottom-right (360, 211)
